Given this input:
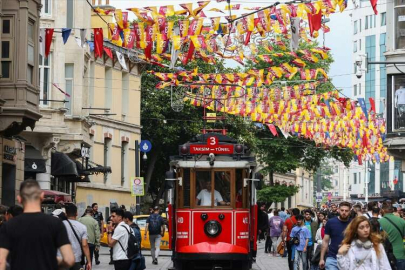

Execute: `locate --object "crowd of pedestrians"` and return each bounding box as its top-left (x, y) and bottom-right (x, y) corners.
top-left (0, 180), bottom-right (156, 270)
top-left (257, 200), bottom-right (405, 270)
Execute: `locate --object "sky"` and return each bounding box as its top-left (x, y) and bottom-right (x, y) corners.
top-left (111, 0), bottom-right (354, 98)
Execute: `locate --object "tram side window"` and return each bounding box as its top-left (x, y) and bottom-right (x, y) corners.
top-left (214, 171), bottom-right (231, 207)
top-left (236, 169), bottom-right (244, 208)
top-left (183, 169), bottom-right (190, 207)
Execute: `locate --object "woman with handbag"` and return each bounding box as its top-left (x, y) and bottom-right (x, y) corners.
top-left (337, 216), bottom-right (391, 270)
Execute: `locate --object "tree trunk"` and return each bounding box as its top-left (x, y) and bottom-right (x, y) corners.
top-left (269, 170), bottom-right (274, 186)
top-left (153, 180), bottom-right (166, 207)
top-left (144, 150), bottom-right (159, 195)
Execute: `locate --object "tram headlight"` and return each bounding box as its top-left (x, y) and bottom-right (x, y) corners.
top-left (204, 220), bottom-right (222, 237)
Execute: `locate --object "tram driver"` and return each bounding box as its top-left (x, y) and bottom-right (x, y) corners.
top-left (196, 180), bottom-right (231, 206)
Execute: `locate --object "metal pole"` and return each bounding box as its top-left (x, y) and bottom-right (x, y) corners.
top-left (343, 168), bottom-right (347, 201)
top-left (301, 171), bottom-right (305, 204)
top-left (317, 174), bottom-right (322, 208)
top-left (365, 161), bottom-right (369, 204)
top-left (135, 140), bottom-right (140, 215)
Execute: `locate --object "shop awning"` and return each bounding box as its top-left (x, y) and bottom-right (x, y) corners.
top-left (60, 161), bottom-right (91, 183)
top-left (42, 190), bottom-right (72, 203)
top-left (24, 146), bottom-right (46, 173)
top-left (51, 152), bottom-right (78, 177)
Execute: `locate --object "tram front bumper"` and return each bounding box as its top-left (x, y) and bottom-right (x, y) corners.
top-left (176, 242), bottom-right (249, 260)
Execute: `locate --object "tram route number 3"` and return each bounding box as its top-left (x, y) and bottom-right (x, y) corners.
top-left (189, 136), bottom-right (234, 154)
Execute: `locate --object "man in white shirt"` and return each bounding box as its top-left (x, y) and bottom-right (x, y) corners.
top-left (107, 208), bottom-right (131, 270)
top-left (196, 181), bottom-right (230, 206)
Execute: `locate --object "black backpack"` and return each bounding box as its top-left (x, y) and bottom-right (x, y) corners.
top-left (148, 214), bottom-right (162, 235)
top-left (118, 225), bottom-right (140, 260)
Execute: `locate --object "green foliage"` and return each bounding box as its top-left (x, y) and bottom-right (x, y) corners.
top-left (248, 38), bottom-right (354, 182)
top-left (257, 184), bottom-right (300, 203)
top-left (314, 159), bottom-right (336, 191)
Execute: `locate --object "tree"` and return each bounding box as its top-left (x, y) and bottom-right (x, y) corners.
top-left (246, 37), bottom-right (354, 188)
top-left (140, 58), bottom-right (244, 205)
top-left (257, 184), bottom-right (300, 204)
top-left (314, 159), bottom-right (335, 191)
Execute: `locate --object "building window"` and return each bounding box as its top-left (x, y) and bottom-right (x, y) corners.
top-left (353, 40), bottom-right (357, 52)
top-left (359, 83), bottom-right (362, 95)
top-left (359, 172), bottom-right (361, 184)
top-left (121, 141), bottom-right (128, 186)
top-left (105, 68), bottom-right (112, 109)
top-left (392, 75), bottom-right (405, 130)
top-left (395, 3), bottom-right (405, 49)
top-left (381, 12), bottom-right (386, 26)
top-left (1, 17), bottom-right (13, 80)
top-left (41, 0), bottom-right (52, 15)
top-left (373, 15), bottom-right (376, 28)
top-left (365, 15), bottom-right (369, 29)
top-left (354, 20), bottom-right (358, 34)
top-left (39, 54), bottom-right (51, 106)
top-left (359, 19), bottom-right (362, 32)
top-left (359, 38), bottom-right (362, 51)
top-left (65, 64), bottom-right (74, 115)
top-left (354, 173), bottom-right (357, 184)
top-left (104, 138), bottom-right (111, 183)
top-left (89, 61), bottom-right (95, 107)
top-left (122, 73), bottom-right (129, 117)
top-left (27, 20), bottom-right (35, 85)
top-left (354, 84), bottom-right (357, 96)
top-left (67, 0), bottom-right (74, 29)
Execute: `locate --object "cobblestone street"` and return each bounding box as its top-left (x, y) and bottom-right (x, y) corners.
top-left (93, 241), bottom-right (289, 270)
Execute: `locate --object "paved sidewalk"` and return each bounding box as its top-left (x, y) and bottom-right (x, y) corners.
top-left (93, 242), bottom-right (289, 270)
top-left (255, 241), bottom-right (289, 270)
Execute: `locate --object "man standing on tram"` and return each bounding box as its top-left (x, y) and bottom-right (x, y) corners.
top-left (196, 180), bottom-right (230, 206)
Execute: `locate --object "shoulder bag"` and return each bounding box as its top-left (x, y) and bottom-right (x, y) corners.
top-left (289, 228), bottom-right (302, 246)
top-left (66, 220), bottom-right (86, 266)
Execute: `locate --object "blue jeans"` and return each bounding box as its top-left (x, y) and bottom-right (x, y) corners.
top-left (294, 250), bottom-right (307, 270)
top-left (397, 259), bottom-right (405, 270)
top-left (325, 257), bottom-right (338, 270)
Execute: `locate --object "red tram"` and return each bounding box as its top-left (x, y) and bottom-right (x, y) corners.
top-left (166, 133), bottom-right (260, 270)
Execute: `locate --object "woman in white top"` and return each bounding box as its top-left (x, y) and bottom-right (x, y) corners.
top-left (337, 216), bottom-right (391, 270)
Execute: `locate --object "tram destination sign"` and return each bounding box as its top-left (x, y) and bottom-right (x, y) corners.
top-left (189, 136), bottom-right (234, 154)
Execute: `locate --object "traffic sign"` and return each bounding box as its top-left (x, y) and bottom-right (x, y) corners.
top-left (131, 177), bottom-right (144, 196)
top-left (140, 140), bottom-right (152, 153)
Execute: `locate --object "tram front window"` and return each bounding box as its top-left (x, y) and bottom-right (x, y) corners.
top-left (195, 171), bottom-right (231, 207)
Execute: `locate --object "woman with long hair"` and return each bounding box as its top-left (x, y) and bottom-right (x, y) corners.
top-left (337, 216), bottom-right (391, 270)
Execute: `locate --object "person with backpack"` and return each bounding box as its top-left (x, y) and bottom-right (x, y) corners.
top-left (282, 208), bottom-right (300, 270)
top-left (60, 203), bottom-right (92, 270)
top-left (144, 206), bottom-right (165, 265)
top-left (107, 208), bottom-right (133, 270)
top-left (290, 215), bottom-right (311, 270)
top-left (123, 211), bottom-right (145, 270)
top-left (379, 202), bottom-right (405, 270)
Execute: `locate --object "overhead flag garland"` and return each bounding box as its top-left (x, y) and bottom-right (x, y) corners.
top-left (38, 0), bottom-right (387, 164)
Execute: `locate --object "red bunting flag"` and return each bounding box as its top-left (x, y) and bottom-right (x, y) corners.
top-left (307, 12), bottom-right (322, 37)
top-left (370, 0), bottom-right (378, 14)
top-left (103, 47), bottom-right (113, 59)
top-left (369, 97), bottom-right (376, 113)
top-left (93, 28), bottom-right (104, 58)
top-left (267, 124), bottom-right (278, 137)
top-left (45, 28), bottom-right (54, 57)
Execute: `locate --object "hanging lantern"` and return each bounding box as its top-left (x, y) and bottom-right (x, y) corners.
top-left (394, 176), bottom-right (398, 185)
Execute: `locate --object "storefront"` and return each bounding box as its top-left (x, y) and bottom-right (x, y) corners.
top-left (0, 138), bottom-right (25, 206)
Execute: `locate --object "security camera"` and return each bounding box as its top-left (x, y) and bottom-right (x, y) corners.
top-left (356, 69), bottom-right (362, 79)
top-left (355, 55), bottom-right (362, 66)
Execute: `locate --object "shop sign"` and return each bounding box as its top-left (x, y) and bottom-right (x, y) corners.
top-left (189, 136), bottom-right (234, 154)
top-left (3, 140), bottom-right (17, 164)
